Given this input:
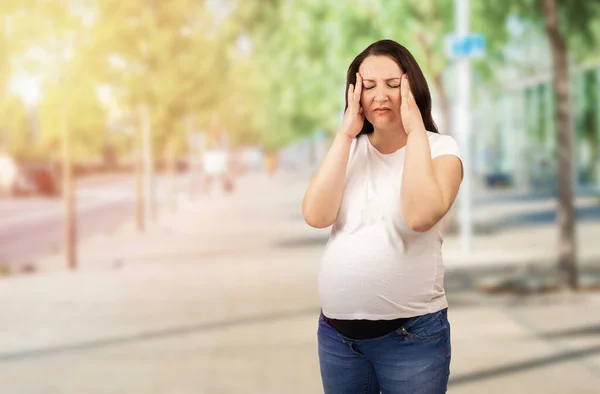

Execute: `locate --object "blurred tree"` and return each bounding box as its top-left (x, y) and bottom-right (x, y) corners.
top-left (0, 0), bottom-right (89, 160)
top-left (38, 74), bottom-right (105, 163)
top-left (395, 0), bottom-right (455, 135)
top-left (228, 0), bottom-right (386, 153)
top-left (372, 0), bottom-right (510, 135)
top-left (228, 0), bottom-right (338, 150)
top-left (0, 0), bottom-right (45, 102)
top-left (87, 0), bottom-right (229, 159)
top-left (482, 0), bottom-right (600, 290)
top-left (0, 95), bottom-right (29, 157)
top-left (227, 0), bottom-right (510, 148)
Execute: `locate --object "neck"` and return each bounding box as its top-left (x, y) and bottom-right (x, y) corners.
top-left (369, 125), bottom-right (408, 154)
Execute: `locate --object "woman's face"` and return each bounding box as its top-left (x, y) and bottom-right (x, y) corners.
top-left (358, 55), bottom-right (404, 131)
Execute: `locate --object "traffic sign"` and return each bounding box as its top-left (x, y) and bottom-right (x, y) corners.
top-left (445, 33), bottom-right (485, 59)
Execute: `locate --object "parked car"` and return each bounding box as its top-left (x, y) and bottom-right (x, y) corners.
top-left (0, 155), bottom-right (60, 197)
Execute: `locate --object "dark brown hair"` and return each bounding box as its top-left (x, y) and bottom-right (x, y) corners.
top-left (345, 39), bottom-right (439, 135)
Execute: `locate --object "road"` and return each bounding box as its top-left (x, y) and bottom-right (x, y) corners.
top-left (0, 174), bottom-right (189, 269)
top-left (0, 170), bottom-right (599, 393)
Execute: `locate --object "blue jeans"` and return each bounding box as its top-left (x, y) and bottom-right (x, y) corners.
top-left (317, 308), bottom-right (451, 394)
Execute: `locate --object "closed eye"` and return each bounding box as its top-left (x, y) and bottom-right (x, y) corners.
top-left (363, 85), bottom-right (400, 90)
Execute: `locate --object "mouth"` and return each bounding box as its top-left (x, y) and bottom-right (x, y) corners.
top-left (373, 108), bottom-right (391, 114)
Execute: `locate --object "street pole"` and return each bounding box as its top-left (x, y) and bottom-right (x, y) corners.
top-left (455, 0), bottom-right (473, 252)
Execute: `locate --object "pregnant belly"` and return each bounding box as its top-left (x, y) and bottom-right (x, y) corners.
top-left (317, 234), bottom-right (435, 317)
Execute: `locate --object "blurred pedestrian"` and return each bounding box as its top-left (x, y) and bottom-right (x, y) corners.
top-left (203, 147), bottom-right (234, 194)
top-left (302, 39), bottom-right (463, 394)
top-left (265, 150), bottom-right (278, 177)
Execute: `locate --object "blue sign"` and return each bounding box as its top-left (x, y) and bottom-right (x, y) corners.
top-left (445, 33), bottom-right (486, 59)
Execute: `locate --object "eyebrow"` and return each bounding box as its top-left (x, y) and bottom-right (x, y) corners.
top-left (362, 77), bottom-right (402, 82)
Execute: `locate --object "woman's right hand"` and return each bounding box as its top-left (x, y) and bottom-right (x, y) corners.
top-left (339, 72), bottom-right (365, 139)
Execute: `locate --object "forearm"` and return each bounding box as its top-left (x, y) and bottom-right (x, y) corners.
top-left (401, 130), bottom-right (444, 231)
top-left (302, 132), bottom-right (353, 228)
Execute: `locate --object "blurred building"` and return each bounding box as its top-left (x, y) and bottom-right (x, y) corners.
top-left (471, 62), bottom-right (600, 193)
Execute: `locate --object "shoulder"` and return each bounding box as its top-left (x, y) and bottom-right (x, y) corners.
top-left (426, 131), bottom-right (455, 145)
top-left (427, 131), bottom-right (461, 160)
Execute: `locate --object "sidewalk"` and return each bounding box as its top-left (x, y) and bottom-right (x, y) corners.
top-left (1, 170), bottom-right (599, 393)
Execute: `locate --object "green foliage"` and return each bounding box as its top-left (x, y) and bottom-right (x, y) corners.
top-left (0, 95), bottom-right (29, 157)
top-left (479, 0), bottom-right (600, 65)
top-left (2, 0), bottom-right (599, 158)
top-left (87, 0), bottom-right (231, 155)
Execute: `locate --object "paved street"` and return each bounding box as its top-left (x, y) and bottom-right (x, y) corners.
top-left (0, 174), bottom-right (188, 269)
top-left (0, 169), bottom-right (599, 393)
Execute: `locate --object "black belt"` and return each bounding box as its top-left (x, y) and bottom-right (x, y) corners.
top-left (326, 315), bottom-right (413, 340)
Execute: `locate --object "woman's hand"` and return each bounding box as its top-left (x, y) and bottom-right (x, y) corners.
top-left (339, 72), bottom-right (365, 138)
top-left (400, 74), bottom-right (426, 135)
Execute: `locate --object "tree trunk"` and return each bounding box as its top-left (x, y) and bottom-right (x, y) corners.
top-left (61, 79), bottom-right (77, 270)
top-left (541, 0), bottom-right (578, 289)
top-left (134, 104), bottom-right (145, 232)
top-left (167, 138), bottom-right (178, 213)
top-left (55, 21), bottom-right (77, 270)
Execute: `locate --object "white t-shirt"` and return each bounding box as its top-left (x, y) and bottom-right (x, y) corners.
top-left (318, 131), bottom-right (462, 320)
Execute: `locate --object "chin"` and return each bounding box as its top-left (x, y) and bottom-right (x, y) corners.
top-left (370, 120), bottom-right (394, 130)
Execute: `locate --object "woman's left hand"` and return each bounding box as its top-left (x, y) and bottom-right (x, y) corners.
top-left (400, 74), bottom-right (425, 135)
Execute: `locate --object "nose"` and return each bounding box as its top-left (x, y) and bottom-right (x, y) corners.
top-left (373, 86), bottom-right (389, 103)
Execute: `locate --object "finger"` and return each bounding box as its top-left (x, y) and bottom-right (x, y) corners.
top-left (354, 73), bottom-right (362, 104)
top-left (406, 76), bottom-right (416, 104)
top-left (401, 74), bottom-right (408, 101)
